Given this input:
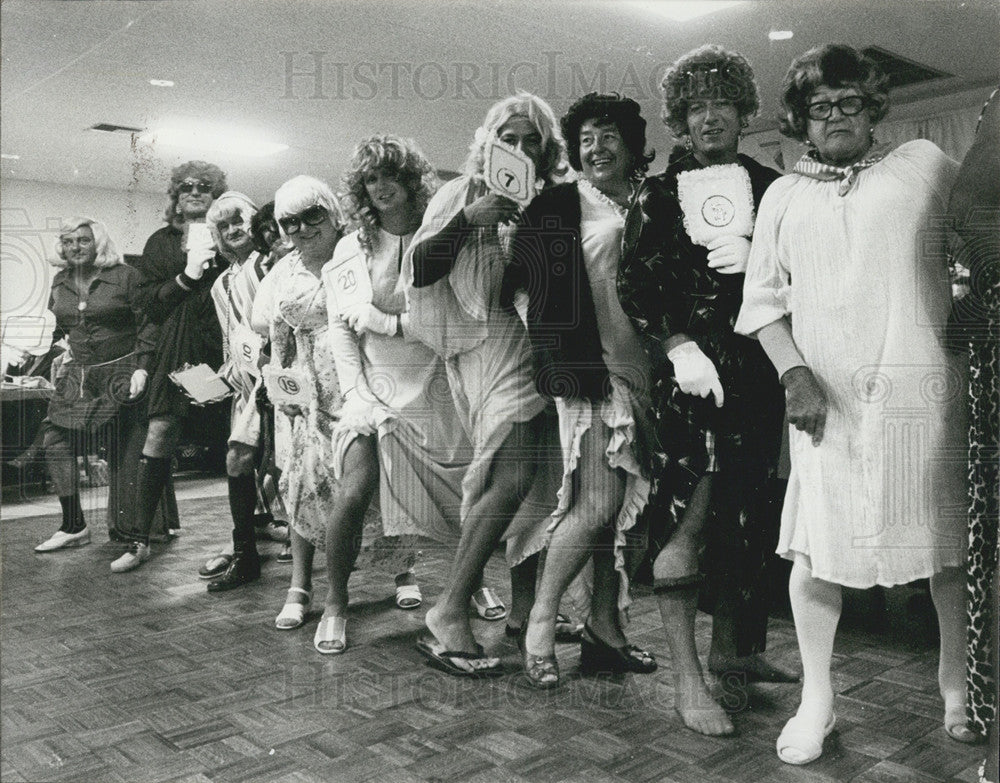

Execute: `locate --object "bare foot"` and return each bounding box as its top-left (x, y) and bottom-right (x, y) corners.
top-left (708, 653), bottom-right (800, 683)
top-left (674, 673), bottom-right (735, 736)
top-left (425, 603), bottom-right (479, 654)
top-left (943, 695), bottom-right (979, 743)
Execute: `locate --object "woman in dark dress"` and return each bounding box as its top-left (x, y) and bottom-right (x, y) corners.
top-left (35, 217), bottom-right (154, 553)
top-left (115, 160), bottom-right (229, 572)
top-left (617, 45), bottom-right (789, 735)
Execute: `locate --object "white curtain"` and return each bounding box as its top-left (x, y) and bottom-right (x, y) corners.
top-left (877, 105), bottom-right (982, 162)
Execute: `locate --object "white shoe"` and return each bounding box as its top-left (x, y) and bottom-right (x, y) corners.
top-left (35, 528), bottom-right (90, 552)
top-left (111, 542), bottom-right (151, 573)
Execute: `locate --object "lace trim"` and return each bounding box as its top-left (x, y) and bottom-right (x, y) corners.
top-left (578, 178), bottom-right (630, 220)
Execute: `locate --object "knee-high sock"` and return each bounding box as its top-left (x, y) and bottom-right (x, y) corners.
top-left (134, 456), bottom-right (172, 545)
top-left (788, 561), bottom-right (841, 719)
top-left (228, 474), bottom-right (259, 555)
top-left (58, 494), bottom-right (86, 534)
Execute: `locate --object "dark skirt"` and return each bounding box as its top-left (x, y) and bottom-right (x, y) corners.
top-left (48, 353), bottom-right (143, 431)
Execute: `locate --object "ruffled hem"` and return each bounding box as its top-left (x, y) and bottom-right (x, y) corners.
top-left (548, 378), bottom-right (651, 611)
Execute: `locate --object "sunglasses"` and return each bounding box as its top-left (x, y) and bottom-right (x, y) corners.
top-left (277, 204), bottom-right (329, 234)
top-left (806, 96), bottom-right (867, 121)
top-left (178, 180), bottom-right (214, 194)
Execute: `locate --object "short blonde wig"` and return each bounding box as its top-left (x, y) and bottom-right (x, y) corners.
top-left (206, 191), bottom-right (258, 260)
top-left (53, 217), bottom-right (121, 269)
top-left (274, 175), bottom-right (346, 239)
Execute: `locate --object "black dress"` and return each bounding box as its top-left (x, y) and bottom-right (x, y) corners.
top-left (618, 150), bottom-right (784, 656)
top-left (133, 224), bottom-right (229, 455)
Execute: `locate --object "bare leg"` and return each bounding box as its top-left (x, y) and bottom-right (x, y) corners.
top-left (525, 421), bottom-right (623, 659)
top-left (288, 528), bottom-right (315, 598)
top-left (587, 530), bottom-right (627, 647)
top-left (424, 417), bottom-right (539, 654)
top-left (507, 554), bottom-right (538, 630)
top-left (322, 436), bottom-right (379, 616)
top-left (653, 474), bottom-right (733, 736)
top-left (930, 565), bottom-right (977, 741)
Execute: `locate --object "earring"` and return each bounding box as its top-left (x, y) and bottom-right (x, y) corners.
top-left (684, 136), bottom-right (693, 151)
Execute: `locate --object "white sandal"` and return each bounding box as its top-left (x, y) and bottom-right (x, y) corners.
top-left (395, 583), bottom-right (422, 610)
top-left (470, 587), bottom-right (507, 621)
top-left (275, 587), bottom-right (311, 630)
top-left (314, 614), bottom-right (347, 655)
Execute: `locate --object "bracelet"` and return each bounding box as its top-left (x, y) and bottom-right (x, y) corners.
top-left (175, 274), bottom-right (192, 291)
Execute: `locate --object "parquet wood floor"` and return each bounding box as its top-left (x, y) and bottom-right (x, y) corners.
top-left (1, 492), bottom-right (987, 782)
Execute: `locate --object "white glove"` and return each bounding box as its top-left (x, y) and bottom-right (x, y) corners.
top-left (336, 390), bottom-right (377, 437)
top-left (341, 303), bottom-right (398, 336)
top-left (184, 248), bottom-right (214, 280)
top-left (706, 235), bottom-right (751, 274)
top-left (129, 368), bottom-right (147, 399)
top-left (667, 341), bottom-right (724, 407)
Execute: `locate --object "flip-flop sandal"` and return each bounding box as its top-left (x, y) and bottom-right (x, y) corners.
top-left (470, 587), bottom-right (507, 621)
top-left (314, 614), bottom-right (347, 655)
top-left (776, 713), bottom-right (836, 765)
top-left (275, 587), bottom-right (311, 630)
top-left (395, 583), bottom-right (422, 610)
top-left (415, 633), bottom-right (503, 678)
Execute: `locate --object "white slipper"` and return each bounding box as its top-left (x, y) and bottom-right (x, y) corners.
top-left (777, 712), bottom-right (836, 765)
top-left (314, 614), bottom-right (347, 655)
top-left (470, 587), bottom-right (507, 621)
top-left (395, 583), bottom-right (422, 610)
top-left (275, 587), bottom-right (311, 630)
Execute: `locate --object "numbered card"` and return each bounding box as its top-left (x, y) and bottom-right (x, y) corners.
top-left (263, 364), bottom-right (311, 408)
top-left (484, 138), bottom-right (536, 206)
top-left (168, 363), bottom-right (232, 405)
top-left (676, 163), bottom-right (755, 247)
top-left (231, 321), bottom-right (263, 377)
top-left (327, 251), bottom-right (373, 314)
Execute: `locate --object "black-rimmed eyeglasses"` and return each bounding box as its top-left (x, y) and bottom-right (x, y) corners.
top-left (806, 96), bottom-right (867, 121)
top-left (277, 205), bottom-right (329, 234)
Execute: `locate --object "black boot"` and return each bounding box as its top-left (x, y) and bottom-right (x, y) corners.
top-left (207, 492), bottom-right (261, 593)
top-left (206, 549), bottom-right (260, 592)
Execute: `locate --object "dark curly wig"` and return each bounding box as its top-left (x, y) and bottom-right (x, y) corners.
top-left (250, 201), bottom-right (278, 255)
top-left (340, 135), bottom-right (438, 254)
top-left (660, 45), bottom-right (760, 139)
top-left (163, 160), bottom-right (228, 223)
top-left (560, 92), bottom-right (654, 177)
top-left (779, 44), bottom-right (889, 141)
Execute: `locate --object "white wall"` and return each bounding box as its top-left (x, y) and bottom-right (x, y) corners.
top-left (0, 180), bottom-right (166, 352)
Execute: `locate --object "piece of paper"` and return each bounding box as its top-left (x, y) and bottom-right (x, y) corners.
top-left (484, 138), bottom-right (536, 206)
top-left (676, 163), bottom-right (755, 247)
top-left (263, 364), bottom-right (311, 408)
top-left (185, 221), bottom-right (214, 253)
top-left (327, 251), bottom-right (373, 314)
top-left (231, 321), bottom-right (263, 378)
top-left (168, 363), bottom-right (232, 404)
